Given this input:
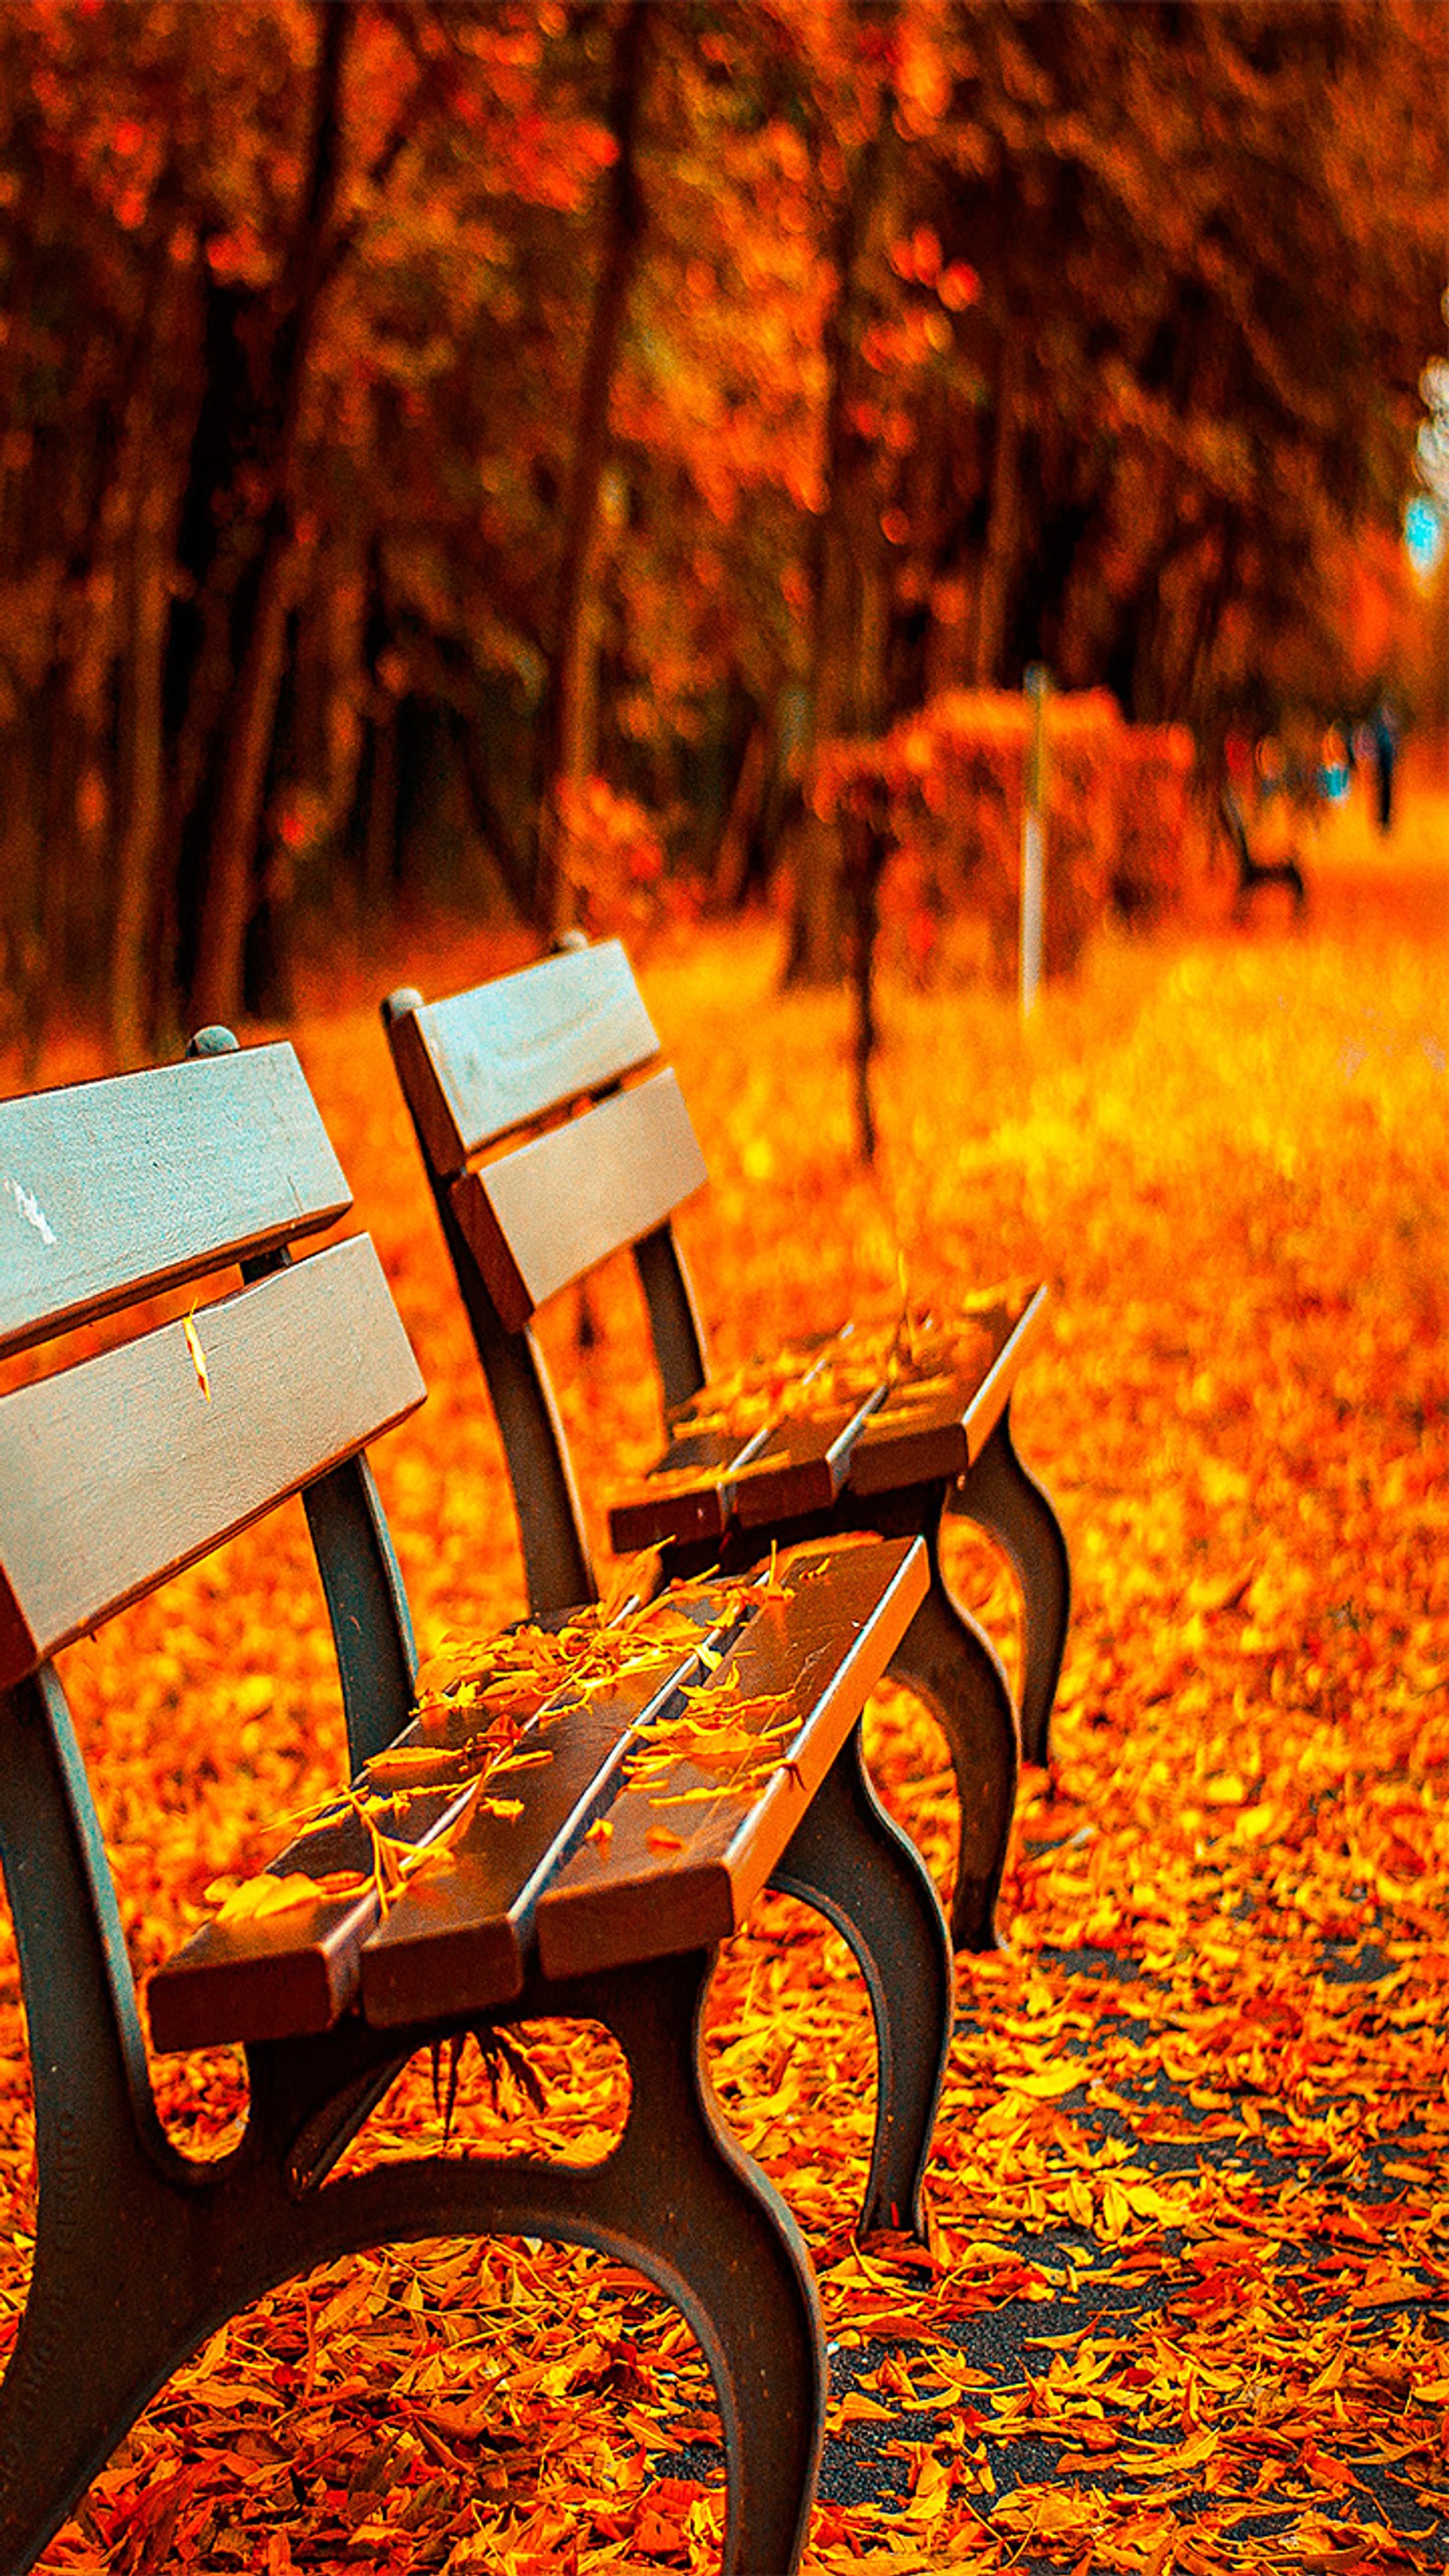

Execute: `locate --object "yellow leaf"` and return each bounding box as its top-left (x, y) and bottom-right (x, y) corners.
top-left (1009, 2062), bottom-right (1084, 2100)
top-left (182, 1311), bottom-right (211, 1401)
top-left (207, 1871), bottom-right (343, 1926)
top-left (1102, 2177), bottom-right (1130, 2238)
top-left (1234, 1801), bottom-right (1278, 1841)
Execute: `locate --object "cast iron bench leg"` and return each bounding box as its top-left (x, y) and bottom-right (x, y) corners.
top-left (952, 1399), bottom-right (1070, 1766)
top-left (887, 1530), bottom-right (1018, 1953)
top-left (281, 1955), bottom-right (827, 2576)
top-left (771, 1722), bottom-right (952, 2240)
top-left (538, 1952), bottom-right (824, 2576)
top-left (0, 1668), bottom-right (216, 2573)
top-left (1, 1671), bottom-right (822, 2576)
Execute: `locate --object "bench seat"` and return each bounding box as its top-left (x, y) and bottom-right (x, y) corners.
top-left (151, 1536), bottom-right (925, 2043)
top-left (609, 1289), bottom-right (1049, 1551)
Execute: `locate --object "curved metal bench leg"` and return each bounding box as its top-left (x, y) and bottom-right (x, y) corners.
top-left (2, 1965), bottom-right (823, 2576)
top-left (289, 1956), bottom-right (824, 2576)
top-left (312, 1954), bottom-right (824, 2576)
top-left (953, 1400), bottom-right (1070, 1766)
top-left (538, 1951), bottom-right (824, 2576)
top-left (888, 1543), bottom-right (1017, 1953)
top-left (0, 1667), bottom-right (208, 2572)
top-left (771, 1723), bottom-right (951, 2241)
top-left (1, 1670), bottom-right (820, 2576)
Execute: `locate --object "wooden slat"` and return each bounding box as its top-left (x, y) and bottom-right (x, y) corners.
top-left (605, 1293), bottom-right (1051, 1549)
top-left (149, 1800), bottom-right (436, 2052)
top-left (847, 1286), bottom-right (1049, 1495)
top-left (606, 1332), bottom-right (842, 1551)
top-left (607, 1423), bottom-right (770, 1553)
top-left (149, 1729), bottom-right (515, 2050)
top-left (0, 1044), bottom-right (350, 1362)
top-left (151, 1585), bottom-right (733, 2045)
top-left (535, 1536), bottom-right (926, 1980)
top-left (449, 1071), bottom-right (707, 1332)
top-left (731, 1383), bottom-right (889, 1526)
top-left (389, 943), bottom-right (662, 1177)
top-left (360, 1608), bottom-right (730, 2027)
top-left (0, 1236), bottom-right (425, 1690)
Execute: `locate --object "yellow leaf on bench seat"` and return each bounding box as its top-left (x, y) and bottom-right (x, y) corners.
top-left (205, 1870), bottom-right (366, 1926)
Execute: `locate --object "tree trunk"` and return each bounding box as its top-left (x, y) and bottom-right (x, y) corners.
top-left (110, 472), bottom-right (170, 1064)
top-left (973, 332), bottom-right (1022, 687)
top-left (189, 2), bottom-right (350, 1032)
top-left (713, 716), bottom-right (768, 908)
top-left (0, 726), bottom-right (45, 1079)
top-left (785, 44), bottom-right (900, 985)
top-left (847, 806), bottom-right (889, 1165)
top-left (533, 0), bottom-right (650, 942)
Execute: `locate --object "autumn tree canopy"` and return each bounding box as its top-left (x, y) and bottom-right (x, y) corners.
top-left (0, 0), bottom-right (1441, 1046)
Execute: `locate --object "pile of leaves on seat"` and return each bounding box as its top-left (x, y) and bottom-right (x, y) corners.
top-left (2, 805), bottom-right (1444, 2573)
top-left (201, 1555), bottom-right (799, 1935)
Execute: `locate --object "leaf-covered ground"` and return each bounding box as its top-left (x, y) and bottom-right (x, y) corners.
top-left (3, 784), bottom-right (1446, 2573)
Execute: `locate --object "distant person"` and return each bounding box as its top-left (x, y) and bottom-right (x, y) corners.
top-left (1369, 698), bottom-right (1400, 835)
top-left (1319, 725), bottom-right (1350, 803)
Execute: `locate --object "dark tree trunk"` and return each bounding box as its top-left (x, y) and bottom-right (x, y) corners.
top-left (188, 2), bottom-right (350, 1031)
top-left (533, 0), bottom-right (651, 941)
top-left (785, 43), bottom-right (901, 985)
top-left (109, 408), bottom-right (173, 1063)
top-left (846, 804), bottom-right (890, 1166)
top-left (974, 332), bottom-right (1022, 687)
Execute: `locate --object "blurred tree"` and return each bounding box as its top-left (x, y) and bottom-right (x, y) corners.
top-left (533, 0), bottom-right (651, 940)
top-left (0, 0), bottom-right (1441, 1051)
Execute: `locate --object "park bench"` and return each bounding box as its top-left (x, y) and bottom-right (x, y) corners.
top-left (1218, 777), bottom-right (1308, 918)
top-left (382, 938), bottom-right (1071, 1953)
top-left (0, 1031), bottom-right (951, 2576)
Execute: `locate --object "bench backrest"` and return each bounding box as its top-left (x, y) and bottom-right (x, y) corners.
top-left (0, 1037), bottom-right (424, 1770)
top-left (384, 944), bottom-right (711, 1616)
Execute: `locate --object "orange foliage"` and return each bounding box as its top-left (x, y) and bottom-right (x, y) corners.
top-left (2, 787), bottom-right (1445, 2571)
top-left (552, 774), bottom-right (695, 942)
top-left (815, 691), bottom-right (1198, 984)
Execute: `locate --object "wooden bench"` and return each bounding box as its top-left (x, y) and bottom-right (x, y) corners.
top-left (383, 940), bottom-right (1071, 1952)
top-left (1218, 777), bottom-right (1308, 918)
top-left (0, 1032), bottom-right (949, 2576)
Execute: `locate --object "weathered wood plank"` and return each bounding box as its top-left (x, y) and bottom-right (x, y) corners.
top-left (0, 1045), bottom-right (350, 1361)
top-left (151, 1585), bottom-right (735, 2045)
top-left (606, 1422), bottom-right (770, 1552)
top-left (848, 1287), bottom-right (1049, 1495)
top-left (731, 1384), bottom-right (890, 1526)
top-left (535, 1536), bottom-right (926, 1981)
top-left (388, 942), bottom-right (661, 1175)
top-left (149, 1757), bottom-right (487, 2050)
top-left (448, 1072), bottom-right (707, 1332)
top-left (359, 1617), bottom-right (726, 2026)
top-left (0, 1237), bottom-right (425, 1690)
